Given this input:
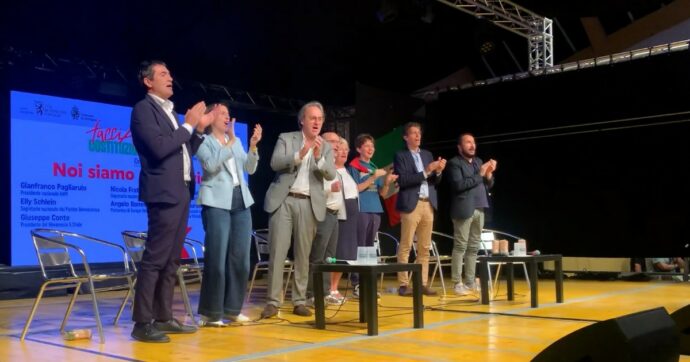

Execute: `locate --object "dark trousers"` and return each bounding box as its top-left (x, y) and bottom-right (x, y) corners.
top-left (133, 191), bottom-right (190, 323)
top-left (351, 212), bottom-right (381, 286)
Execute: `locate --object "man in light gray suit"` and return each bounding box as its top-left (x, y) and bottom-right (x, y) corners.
top-left (261, 101), bottom-right (336, 318)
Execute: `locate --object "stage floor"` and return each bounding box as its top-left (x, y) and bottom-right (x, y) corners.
top-left (1, 277), bottom-right (689, 361)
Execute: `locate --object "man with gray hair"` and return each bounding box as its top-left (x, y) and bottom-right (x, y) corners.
top-left (261, 101), bottom-right (336, 318)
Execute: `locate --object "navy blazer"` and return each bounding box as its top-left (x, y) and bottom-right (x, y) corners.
top-left (448, 155), bottom-right (494, 220)
top-left (393, 148), bottom-right (441, 212)
top-left (130, 94), bottom-right (204, 204)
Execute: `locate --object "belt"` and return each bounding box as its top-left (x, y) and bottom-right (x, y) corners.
top-left (326, 208), bottom-right (339, 215)
top-left (418, 197), bottom-right (430, 202)
top-left (288, 192), bottom-right (310, 199)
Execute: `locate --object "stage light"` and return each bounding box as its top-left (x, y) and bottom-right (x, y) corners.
top-left (669, 40), bottom-right (689, 52)
top-left (611, 52), bottom-right (631, 63)
top-left (631, 49), bottom-right (650, 59)
top-left (480, 41), bottom-right (495, 54)
top-left (561, 62), bottom-right (578, 72)
top-left (650, 44), bottom-right (670, 56)
top-left (578, 59), bottom-right (595, 68)
top-left (595, 55), bottom-right (611, 66)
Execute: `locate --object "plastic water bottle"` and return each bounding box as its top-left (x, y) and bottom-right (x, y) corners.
top-left (62, 329), bottom-right (92, 340)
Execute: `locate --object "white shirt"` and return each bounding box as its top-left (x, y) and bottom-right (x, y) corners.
top-left (324, 178), bottom-right (344, 218)
top-left (148, 93), bottom-right (193, 182)
top-left (338, 167), bottom-right (359, 200)
top-left (215, 137), bottom-right (240, 187)
top-left (289, 133), bottom-right (326, 195)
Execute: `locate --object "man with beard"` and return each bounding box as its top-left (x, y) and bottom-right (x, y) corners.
top-left (448, 133), bottom-right (496, 295)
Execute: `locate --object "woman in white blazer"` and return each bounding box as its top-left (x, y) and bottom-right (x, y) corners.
top-left (195, 102), bottom-right (262, 326)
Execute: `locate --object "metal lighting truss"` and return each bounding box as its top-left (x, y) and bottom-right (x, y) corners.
top-left (412, 40), bottom-right (690, 99)
top-left (435, 0), bottom-right (554, 70)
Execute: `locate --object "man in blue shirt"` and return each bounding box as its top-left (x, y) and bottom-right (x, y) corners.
top-left (393, 123), bottom-right (446, 296)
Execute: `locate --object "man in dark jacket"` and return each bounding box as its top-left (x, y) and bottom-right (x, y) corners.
top-left (130, 60), bottom-right (214, 342)
top-left (448, 133), bottom-right (496, 295)
top-left (393, 122), bottom-right (446, 296)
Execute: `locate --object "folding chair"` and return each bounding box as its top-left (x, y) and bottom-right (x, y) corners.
top-left (21, 229), bottom-right (135, 344)
top-left (482, 228), bottom-right (531, 299)
top-left (246, 229), bottom-right (293, 302)
top-left (429, 232), bottom-right (454, 296)
top-left (375, 231), bottom-right (399, 293)
top-left (177, 237), bottom-right (205, 324)
top-left (120, 231), bottom-right (203, 324)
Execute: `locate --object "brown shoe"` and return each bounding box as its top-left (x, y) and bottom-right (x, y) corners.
top-left (398, 285), bottom-right (413, 296)
top-left (261, 304), bottom-right (278, 319)
top-left (422, 285), bottom-right (437, 296)
top-left (293, 304), bottom-right (312, 316)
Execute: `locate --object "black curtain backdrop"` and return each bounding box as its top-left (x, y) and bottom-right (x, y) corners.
top-left (423, 51), bottom-right (690, 257)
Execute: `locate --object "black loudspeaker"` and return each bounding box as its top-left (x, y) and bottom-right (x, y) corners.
top-left (670, 304), bottom-right (690, 355)
top-left (532, 307), bottom-right (679, 362)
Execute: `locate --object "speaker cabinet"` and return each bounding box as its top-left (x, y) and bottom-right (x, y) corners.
top-left (533, 307), bottom-right (679, 362)
top-left (670, 304), bottom-right (690, 355)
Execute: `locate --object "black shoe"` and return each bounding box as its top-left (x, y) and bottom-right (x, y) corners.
top-left (131, 323), bottom-right (170, 343)
top-left (261, 304), bottom-right (279, 319)
top-left (293, 305), bottom-right (312, 316)
top-left (398, 285), bottom-right (413, 296)
top-left (153, 318), bottom-right (197, 334)
top-left (422, 285), bottom-right (437, 296)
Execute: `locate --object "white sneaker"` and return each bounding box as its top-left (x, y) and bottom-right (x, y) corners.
top-left (325, 291), bottom-right (346, 305)
top-left (465, 283), bottom-right (480, 294)
top-left (454, 283), bottom-right (470, 296)
top-left (225, 313), bottom-right (250, 323)
top-left (198, 315), bottom-right (227, 327)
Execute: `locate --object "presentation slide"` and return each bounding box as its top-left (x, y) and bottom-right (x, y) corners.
top-left (10, 91), bottom-right (247, 266)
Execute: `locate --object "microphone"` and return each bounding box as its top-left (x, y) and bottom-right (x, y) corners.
top-left (528, 250), bottom-right (541, 256)
top-left (326, 257), bottom-right (349, 264)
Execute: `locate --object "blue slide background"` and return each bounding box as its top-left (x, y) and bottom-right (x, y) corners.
top-left (10, 91), bottom-right (247, 266)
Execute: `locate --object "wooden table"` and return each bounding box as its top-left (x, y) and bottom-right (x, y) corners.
top-left (313, 263), bottom-right (424, 336)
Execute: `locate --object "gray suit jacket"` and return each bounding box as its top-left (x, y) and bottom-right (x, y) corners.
top-left (263, 131), bottom-right (336, 221)
top-left (448, 155), bottom-right (494, 220)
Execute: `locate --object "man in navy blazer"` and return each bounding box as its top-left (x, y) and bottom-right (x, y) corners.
top-left (393, 122), bottom-right (446, 296)
top-left (129, 60), bottom-right (214, 343)
top-left (448, 133), bottom-right (496, 296)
